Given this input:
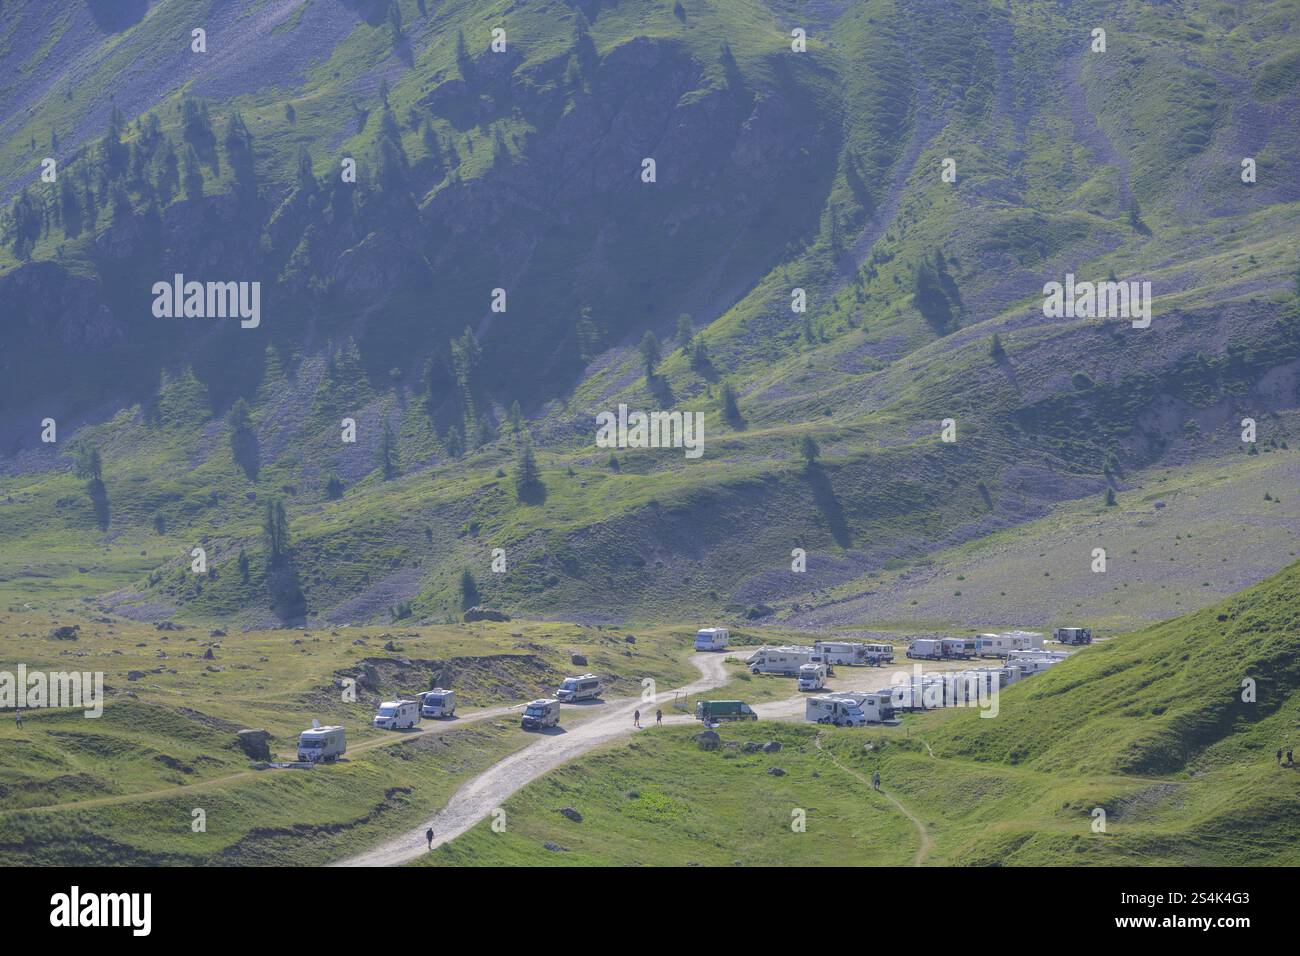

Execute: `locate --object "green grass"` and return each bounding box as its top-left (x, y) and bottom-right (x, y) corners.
top-left (418, 720), bottom-right (916, 866)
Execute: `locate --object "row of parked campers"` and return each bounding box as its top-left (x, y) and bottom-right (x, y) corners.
top-left (749, 641), bottom-right (894, 676)
top-left (520, 674), bottom-right (604, 730)
top-left (906, 637), bottom-right (978, 660)
top-left (371, 689), bottom-right (460, 731)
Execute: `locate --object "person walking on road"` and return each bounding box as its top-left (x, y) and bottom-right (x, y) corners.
top-left (633, 709), bottom-right (641, 728)
top-left (656, 709), bottom-right (663, 725)
top-left (425, 827), bottom-right (434, 850)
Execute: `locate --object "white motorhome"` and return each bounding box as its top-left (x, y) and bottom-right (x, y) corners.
top-left (556, 673), bottom-right (602, 702)
top-left (297, 724), bottom-right (345, 762)
top-left (814, 641), bottom-right (863, 666)
top-left (419, 688), bottom-right (456, 718)
top-left (1009, 657), bottom-right (1060, 677)
top-left (806, 696), bottom-right (868, 727)
top-left (797, 662), bottom-right (828, 691)
top-left (373, 699), bottom-right (420, 730)
top-left (835, 690), bottom-right (897, 723)
top-left (941, 637), bottom-right (977, 660)
top-left (1053, 627), bottom-right (1093, 645)
top-left (521, 698), bottom-right (560, 730)
top-left (1006, 649), bottom-right (1069, 663)
top-left (907, 638), bottom-right (943, 660)
top-left (976, 631), bottom-right (1045, 658)
top-left (748, 645), bottom-right (819, 676)
top-left (694, 627), bottom-right (730, 651)
top-left (882, 675), bottom-right (948, 711)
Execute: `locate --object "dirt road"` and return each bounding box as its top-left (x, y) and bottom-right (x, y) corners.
top-left (334, 653), bottom-right (731, 866)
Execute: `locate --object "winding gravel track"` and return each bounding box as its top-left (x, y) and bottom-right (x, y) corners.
top-left (334, 653), bottom-right (732, 866)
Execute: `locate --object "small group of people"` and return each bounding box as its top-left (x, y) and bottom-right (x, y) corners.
top-left (632, 709), bottom-right (663, 728)
top-left (1277, 747), bottom-right (1294, 766)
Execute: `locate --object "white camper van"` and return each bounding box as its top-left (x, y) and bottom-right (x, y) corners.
top-left (556, 674), bottom-right (602, 701)
top-left (419, 688), bottom-right (456, 718)
top-left (748, 645), bottom-right (819, 676)
top-left (297, 724), bottom-right (345, 762)
top-left (797, 662), bottom-right (828, 691)
top-left (806, 696), bottom-right (868, 727)
top-left (907, 638), bottom-right (943, 660)
top-left (521, 698), bottom-right (560, 730)
top-left (373, 699), bottom-right (420, 730)
top-left (864, 642), bottom-right (894, 664)
top-left (694, 627), bottom-right (730, 651)
top-left (835, 690), bottom-right (896, 722)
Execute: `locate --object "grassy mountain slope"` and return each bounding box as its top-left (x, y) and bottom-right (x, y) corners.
top-left (1, 0), bottom-right (1297, 631)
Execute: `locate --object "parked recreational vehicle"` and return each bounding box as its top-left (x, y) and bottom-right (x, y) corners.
top-left (556, 673), bottom-right (602, 701)
top-left (521, 698), bottom-right (560, 730)
top-left (419, 688), bottom-right (456, 718)
top-left (1008, 657), bottom-right (1059, 677)
top-left (834, 691), bottom-right (896, 723)
top-left (907, 638), bottom-right (943, 660)
top-left (797, 662), bottom-right (828, 692)
top-left (297, 725), bottom-right (345, 762)
top-left (976, 631), bottom-right (1045, 657)
top-left (694, 700), bottom-right (758, 723)
top-left (1054, 627), bottom-right (1093, 645)
top-left (864, 643), bottom-right (894, 664)
top-left (694, 627), bottom-right (730, 651)
top-left (941, 637), bottom-right (977, 660)
top-left (806, 696), bottom-right (867, 727)
top-left (748, 645), bottom-right (819, 676)
top-left (1006, 649), bottom-right (1069, 663)
top-left (813, 641), bottom-right (871, 666)
top-left (373, 699), bottom-right (420, 730)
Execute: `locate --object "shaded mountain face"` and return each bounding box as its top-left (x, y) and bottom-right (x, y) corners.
top-left (1, 0), bottom-right (1298, 628)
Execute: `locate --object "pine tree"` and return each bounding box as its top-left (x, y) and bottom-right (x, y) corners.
top-left (262, 499), bottom-right (290, 566)
top-left (676, 313), bottom-right (694, 352)
top-left (722, 382), bottom-right (742, 427)
top-left (514, 435), bottom-right (543, 502)
top-left (459, 568), bottom-right (480, 610)
top-left (639, 330), bottom-right (661, 379)
top-left (377, 419), bottom-right (398, 480)
top-left (800, 433), bottom-right (821, 469)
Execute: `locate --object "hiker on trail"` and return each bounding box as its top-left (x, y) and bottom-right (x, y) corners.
top-left (656, 709), bottom-right (663, 725)
top-left (1279, 749), bottom-right (1285, 766)
top-left (871, 771), bottom-right (880, 791)
top-left (14, 708), bottom-right (21, 730)
top-left (633, 709), bottom-right (641, 728)
top-left (425, 827), bottom-right (434, 850)
top-left (1289, 749), bottom-right (1294, 766)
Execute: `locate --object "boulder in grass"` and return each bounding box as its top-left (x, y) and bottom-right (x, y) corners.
top-left (236, 729), bottom-right (273, 762)
top-left (49, 625), bottom-right (80, 640)
top-left (694, 731), bottom-right (721, 751)
top-left (571, 654), bottom-right (588, 666)
top-left (558, 807), bottom-right (583, 823)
